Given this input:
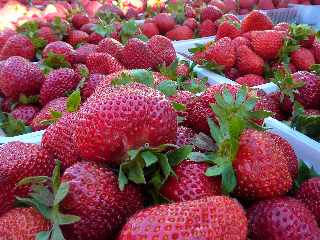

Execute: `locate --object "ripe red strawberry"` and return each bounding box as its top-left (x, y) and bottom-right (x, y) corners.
top-left (185, 84), bottom-right (239, 134)
top-left (205, 37), bottom-right (236, 70)
top-left (199, 19), bottom-right (217, 37)
top-left (185, 5), bottom-right (196, 18)
top-left (120, 38), bottom-right (156, 69)
top-left (233, 129), bottom-right (293, 199)
top-left (0, 141), bottom-right (55, 215)
top-left (42, 40), bottom-right (75, 64)
top-left (41, 113), bottom-right (80, 170)
top-left (200, 5), bottom-right (223, 23)
top-left (312, 40), bottom-right (320, 63)
top-left (153, 13), bottom-right (176, 34)
top-left (140, 22), bottom-right (160, 38)
top-left (192, 50), bottom-right (206, 64)
top-left (292, 71), bottom-right (320, 109)
top-left (88, 32), bottom-right (104, 44)
top-left (73, 83), bottom-right (177, 164)
top-left (236, 74), bottom-right (266, 87)
top-left (168, 90), bottom-right (194, 117)
top-left (118, 196), bottom-right (248, 240)
top-left (236, 45), bottom-right (265, 75)
top-left (183, 18), bottom-right (198, 31)
top-left (96, 37), bottom-right (124, 60)
top-left (86, 52), bottom-right (125, 75)
top-left (165, 25), bottom-right (194, 41)
top-left (40, 68), bottom-right (80, 105)
top-left (61, 161), bottom-right (144, 239)
top-left (241, 10), bottom-right (273, 33)
top-left (31, 97), bottom-right (68, 131)
top-left (38, 26), bottom-right (59, 43)
top-left (0, 208), bottom-right (50, 240)
top-left (248, 197), bottom-right (320, 239)
top-left (216, 21), bottom-right (241, 40)
top-left (232, 36), bottom-right (251, 47)
top-left (176, 64), bottom-right (190, 77)
top-left (0, 34), bottom-right (35, 60)
top-left (176, 126), bottom-right (196, 147)
top-left (147, 35), bottom-right (176, 67)
top-left (0, 29), bottom-right (16, 51)
top-left (0, 56), bottom-right (44, 99)
top-left (161, 161), bottom-right (221, 202)
top-left (74, 43), bottom-right (97, 64)
top-left (250, 30), bottom-right (284, 60)
top-left (67, 30), bottom-right (89, 47)
top-left (273, 22), bottom-right (290, 33)
top-left (291, 47), bottom-right (315, 71)
top-left (11, 105), bottom-right (40, 125)
top-left (239, 0), bottom-right (257, 8)
top-left (81, 73), bottom-right (107, 100)
top-left (72, 13), bottom-right (90, 29)
top-left (295, 177), bottom-right (320, 224)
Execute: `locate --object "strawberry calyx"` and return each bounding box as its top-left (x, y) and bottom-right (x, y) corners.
top-left (19, 94), bottom-right (39, 105)
top-left (291, 101), bottom-right (320, 143)
top-left (188, 43), bottom-right (206, 54)
top-left (310, 64), bottom-right (320, 75)
top-left (16, 161), bottom-right (80, 240)
top-left (289, 24), bottom-right (314, 42)
top-left (0, 110), bottom-right (32, 137)
top-left (272, 70), bottom-right (305, 102)
top-left (189, 86), bottom-right (271, 194)
top-left (166, 0), bottom-right (185, 24)
top-left (118, 144), bottom-right (193, 202)
top-left (199, 60), bottom-right (225, 75)
top-left (278, 37), bottom-right (300, 66)
top-left (120, 20), bottom-right (148, 44)
top-left (294, 160), bottom-right (319, 191)
top-left (41, 52), bottom-right (71, 75)
top-left (51, 17), bottom-right (69, 41)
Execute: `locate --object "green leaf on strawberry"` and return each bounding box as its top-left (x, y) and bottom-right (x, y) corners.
top-left (293, 161), bottom-right (319, 190)
top-left (120, 20), bottom-right (139, 44)
top-left (42, 52), bottom-right (71, 74)
top-left (158, 80), bottom-right (178, 97)
top-left (19, 94), bottom-right (39, 105)
top-left (188, 43), bottom-right (206, 54)
top-left (112, 69), bottom-right (155, 87)
top-left (0, 112), bottom-right (32, 137)
top-left (67, 90), bottom-right (81, 113)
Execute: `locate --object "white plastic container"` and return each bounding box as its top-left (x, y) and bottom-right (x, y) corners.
top-left (0, 130), bottom-right (44, 145)
top-left (265, 117), bottom-right (320, 173)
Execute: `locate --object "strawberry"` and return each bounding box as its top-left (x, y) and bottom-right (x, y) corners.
top-left (86, 52), bottom-right (125, 75)
top-left (73, 83), bottom-right (177, 164)
top-left (241, 10), bottom-right (273, 33)
top-left (224, 0), bottom-right (237, 12)
top-left (305, 109), bottom-right (320, 115)
top-left (291, 47), bottom-right (315, 71)
top-left (199, 19), bottom-right (217, 37)
top-left (185, 84), bottom-right (239, 134)
top-left (42, 40), bottom-right (75, 64)
top-left (183, 18), bottom-right (198, 31)
top-left (118, 196), bottom-right (248, 240)
top-left (239, 0), bottom-right (258, 8)
top-left (250, 30), bottom-right (284, 60)
top-left (176, 126), bottom-right (196, 147)
top-left (168, 90), bottom-right (194, 117)
top-left (236, 45), bottom-right (265, 76)
top-left (176, 64), bottom-right (190, 77)
top-left (61, 161), bottom-right (144, 239)
top-left (140, 22), bottom-right (160, 38)
top-left (0, 56), bottom-right (44, 99)
top-left (192, 50), bottom-right (206, 64)
top-left (200, 5), bottom-right (223, 23)
top-left (257, 0), bottom-right (275, 9)
top-left (216, 21), bottom-right (241, 40)
top-left (38, 26), bottom-right (58, 43)
top-left (205, 37), bottom-right (236, 70)
top-left (96, 37), bottom-right (124, 60)
top-left (11, 105), bottom-right (40, 125)
top-left (165, 25), bottom-right (194, 41)
top-left (72, 13), bottom-right (90, 29)
top-left (0, 208), bottom-right (50, 240)
top-left (233, 129), bottom-right (293, 199)
top-left (0, 29), bottom-right (16, 51)
top-left (185, 5), bottom-right (196, 18)
top-left (88, 32), bottom-right (104, 44)
top-left (31, 97), bottom-right (68, 131)
top-left (67, 30), bottom-right (89, 47)
top-left (153, 13), bottom-right (176, 34)
top-left (40, 68), bottom-right (80, 105)
top-left (236, 74), bottom-right (266, 86)
top-left (81, 73), bottom-right (107, 100)
top-left (225, 67), bottom-right (241, 80)
top-left (74, 43), bottom-right (97, 64)
top-left (232, 36), bottom-right (251, 47)
top-left (41, 113), bottom-right (80, 170)
top-left (312, 40), bottom-right (320, 63)
top-left (292, 71), bottom-right (320, 109)
top-left (147, 35), bottom-right (176, 67)
top-left (120, 38), bottom-right (156, 69)
top-left (295, 177), bottom-right (320, 224)
top-left (0, 34), bottom-right (35, 60)
top-left (0, 141), bottom-right (55, 215)
top-left (248, 197), bottom-right (320, 239)
top-left (161, 161), bottom-right (221, 202)
top-left (273, 22), bottom-right (290, 33)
